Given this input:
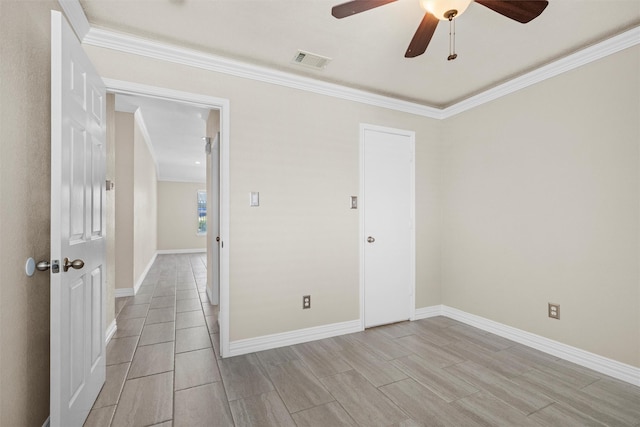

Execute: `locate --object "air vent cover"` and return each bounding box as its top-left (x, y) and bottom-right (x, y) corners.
top-left (292, 50), bottom-right (331, 70)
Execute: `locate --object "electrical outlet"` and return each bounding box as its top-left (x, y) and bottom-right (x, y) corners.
top-left (302, 295), bottom-right (311, 309)
top-left (548, 303), bottom-right (560, 319)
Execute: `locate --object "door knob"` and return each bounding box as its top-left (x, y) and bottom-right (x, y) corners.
top-left (63, 257), bottom-right (85, 272)
top-left (36, 261), bottom-right (52, 271)
top-left (367, 236), bottom-right (375, 243)
top-left (216, 236), bottom-right (220, 242)
top-left (35, 259), bottom-right (60, 274)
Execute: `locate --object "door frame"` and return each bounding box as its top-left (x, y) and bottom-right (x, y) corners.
top-left (104, 79), bottom-right (232, 357)
top-left (206, 130), bottom-right (221, 307)
top-left (359, 123), bottom-right (416, 329)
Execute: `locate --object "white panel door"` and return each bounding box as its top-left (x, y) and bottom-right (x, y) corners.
top-left (362, 125), bottom-right (415, 328)
top-left (51, 11), bottom-right (106, 427)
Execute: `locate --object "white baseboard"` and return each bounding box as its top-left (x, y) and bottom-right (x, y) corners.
top-left (114, 252), bottom-right (159, 298)
top-left (199, 299), bottom-right (640, 386)
top-left (206, 286), bottom-right (214, 305)
top-left (228, 319), bottom-right (362, 357)
top-left (133, 252), bottom-right (158, 295)
top-left (114, 288), bottom-right (134, 298)
top-left (105, 319), bottom-right (117, 345)
top-left (440, 306), bottom-right (640, 387)
top-left (42, 416), bottom-right (50, 427)
top-left (156, 248), bottom-right (206, 254)
top-left (414, 305), bottom-right (444, 320)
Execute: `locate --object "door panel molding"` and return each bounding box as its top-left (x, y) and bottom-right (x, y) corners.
top-left (51, 11), bottom-right (106, 425)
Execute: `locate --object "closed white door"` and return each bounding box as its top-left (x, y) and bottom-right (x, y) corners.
top-left (362, 125), bottom-right (415, 328)
top-left (51, 11), bottom-right (106, 427)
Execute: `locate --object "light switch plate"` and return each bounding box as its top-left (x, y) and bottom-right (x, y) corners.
top-left (250, 192), bottom-right (259, 207)
top-left (350, 196), bottom-right (357, 209)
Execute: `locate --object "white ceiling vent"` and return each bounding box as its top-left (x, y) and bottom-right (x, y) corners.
top-left (292, 50), bottom-right (331, 70)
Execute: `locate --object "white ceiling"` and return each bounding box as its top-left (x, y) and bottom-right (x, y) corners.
top-left (82, 0), bottom-right (639, 107)
top-left (116, 94), bottom-right (210, 183)
top-left (83, 0), bottom-right (639, 181)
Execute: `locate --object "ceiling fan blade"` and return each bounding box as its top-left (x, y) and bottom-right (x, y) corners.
top-left (331, 0), bottom-right (397, 19)
top-left (405, 12), bottom-right (439, 58)
top-left (475, 0), bottom-right (549, 23)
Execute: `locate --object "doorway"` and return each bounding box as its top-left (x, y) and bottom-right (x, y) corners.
top-left (105, 80), bottom-right (231, 357)
top-left (360, 124), bottom-right (416, 328)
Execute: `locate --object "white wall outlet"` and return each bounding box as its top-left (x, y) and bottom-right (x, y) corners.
top-left (548, 303), bottom-right (560, 319)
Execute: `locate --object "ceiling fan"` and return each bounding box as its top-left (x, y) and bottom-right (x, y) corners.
top-left (331, 0), bottom-right (548, 60)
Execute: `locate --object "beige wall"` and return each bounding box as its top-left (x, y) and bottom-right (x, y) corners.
top-left (157, 181), bottom-right (206, 251)
top-left (133, 116), bottom-right (158, 282)
top-left (86, 43), bottom-right (639, 367)
top-left (115, 111), bottom-right (159, 290)
top-left (85, 46), bottom-right (443, 342)
top-left (226, 84), bottom-right (442, 340)
top-left (441, 46), bottom-right (640, 367)
top-left (115, 112), bottom-right (135, 290)
top-left (0, 1), bottom-right (59, 425)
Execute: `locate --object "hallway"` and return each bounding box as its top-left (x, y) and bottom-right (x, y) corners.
top-left (86, 253), bottom-right (220, 426)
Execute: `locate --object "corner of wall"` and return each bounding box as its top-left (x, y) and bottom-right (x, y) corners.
top-left (0, 1), bottom-right (61, 425)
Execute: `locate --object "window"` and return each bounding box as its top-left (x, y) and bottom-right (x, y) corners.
top-left (197, 190), bottom-right (207, 235)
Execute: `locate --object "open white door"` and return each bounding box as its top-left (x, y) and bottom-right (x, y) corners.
top-left (51, 10), bottom-right (106, 427)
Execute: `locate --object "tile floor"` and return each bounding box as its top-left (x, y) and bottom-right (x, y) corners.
top-left (86, 253), bottom-right (640, 426)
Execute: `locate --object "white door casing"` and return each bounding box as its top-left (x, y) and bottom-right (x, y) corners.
top-left (360, 124), bottom-right (415, 328)
top-left (101, 79), bottom-right (231, 357)
top-left (209, 131), bottom-right (221, 305)
top-left (51, 10), bottom-right (106, 427)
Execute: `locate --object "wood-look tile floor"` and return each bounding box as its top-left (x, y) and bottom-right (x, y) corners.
top-left (86, 254), bottom-right (640, 426)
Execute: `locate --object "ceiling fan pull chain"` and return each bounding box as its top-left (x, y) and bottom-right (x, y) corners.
top-left (448, 15), bottom-right (457, 61)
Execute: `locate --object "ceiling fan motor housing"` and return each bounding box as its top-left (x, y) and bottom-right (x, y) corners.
top-left (421, 0), bottom-right (472, 20)
top-left (332, 0), bottom-right (549, 58)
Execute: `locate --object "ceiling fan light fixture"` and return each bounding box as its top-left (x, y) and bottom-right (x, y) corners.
top-left (420, 0), bottom-right (472, 20)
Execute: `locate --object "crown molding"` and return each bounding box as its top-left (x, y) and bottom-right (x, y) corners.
top-left (83, 27), bottom-right (444, 119)
top-left (70, 0), bottom-right (638, 119)
top-left (441, 26), bottom-right (640, 118)
top-left (133, 109), bottom-right (160, 179)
